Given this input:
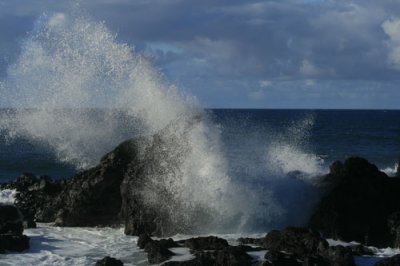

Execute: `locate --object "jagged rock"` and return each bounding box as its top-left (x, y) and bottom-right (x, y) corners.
top-left (0, 204), bottom-right (30, 253)
top-left (264, 250), bottom-right (302, 266)
top-left (263, 227), bottom-right (329, 258)
top-left (0, 234), bottom-right (30, 253)
top-left (144, 240), bottom-right (176, 264)
top-left (9, 173), bottom-right (62, 224)
top-left (94, 256), bottom-right (124, 266)
top-left (388, 212), bottom-right (400, 248)
top-left (309, 157), bottom-right (400, 248)
top-left (375, 254), bottom-right (400, 266)
top-left (137, 233), bottom-right (153, 249)
top-left (53, 138), bottom-right (140, 226)
top-left (0, 118), bottom-right (215, 236)
top-left (261, 228), bottom-right (354, 266)
top-left (5, 137), bottom-right (143, 227)
top-left (349, 244), bottom-right (374, 256)
top-left (23, 219), bottom-right (37, 229)
top-left (163, 246), bottom-right (254, 266)
top-left (237, 237), bottom-right (264, 247)
top-left (137, 233), bottom-right (177, 264)
top-left (179, 236), bottom-right (229, 251)
top-left (0, 204), bottom-right (23, 235)
top-left (198, 246), bottom-right (254, 266)
top-left (325, 245), bottom-right (354, 266)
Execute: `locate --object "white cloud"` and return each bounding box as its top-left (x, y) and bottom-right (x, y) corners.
top-left (382, 18), bottom-right (400, 70)
top-left (259, 79), bottom-right (271, 88)
top-left (299, 59), bottom-right (320, 77)
top-left (248, 89), bottom-right (265, 100)
top-left (305, 79), bottom-right (315, 86)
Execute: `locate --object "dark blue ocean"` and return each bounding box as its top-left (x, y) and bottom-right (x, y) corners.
top-left (0, 109), bottom-right (399, 182)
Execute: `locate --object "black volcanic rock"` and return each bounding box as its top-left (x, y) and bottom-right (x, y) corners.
top-left (261, 227), bottom-right (354, 266)
top-left (309, 157), bottom-right (400, 248)
top-left (0, 204), bottom-right (30, 253)
top-left (2, 116), bottom-right (215, 236)
top-left (138, 235), bottom-right (256, 266)
top-left (95, 256), bottom-right (124, 266)
top-left (263, 227), bottom-right (328, 257)
top-left (6, 137), bottom-right (144, 227)
top-left (11, 173), bottom-right (63, 224)
top-left (0, 234), bottom-right (30, 253)
top-left (179, 236), bottom-right (229, 251)
top-left (137, 234), bottom-right (176, 264)
top-left (0, 204), bottom-right (23, 235)
top-left (53, 138), bottom-right (142, 227)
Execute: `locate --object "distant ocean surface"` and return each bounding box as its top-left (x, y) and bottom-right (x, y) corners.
top-left (0, 109), bottom-right (399, 182)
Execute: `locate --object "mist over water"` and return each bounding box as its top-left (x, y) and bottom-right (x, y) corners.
top-left (0, 13), bottom-right (323, 233)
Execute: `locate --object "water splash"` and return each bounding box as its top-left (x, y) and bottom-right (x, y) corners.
top-left (0, 12), bottom-right (325, 233)
top-left (0, 12), bottom-right (284, 233)
top-left (266, 115), bottom-right (326, 180)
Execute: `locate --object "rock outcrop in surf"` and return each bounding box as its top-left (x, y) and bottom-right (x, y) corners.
top-left (309, 157), bottom-right (400, 248)
top-left (0, 204), bottom-right (30, 253)
top-left (3, 137), bottom-right (400, 257)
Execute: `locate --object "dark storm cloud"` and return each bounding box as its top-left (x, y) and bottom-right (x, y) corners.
top-left (1, 0), bottom-right (400, 108)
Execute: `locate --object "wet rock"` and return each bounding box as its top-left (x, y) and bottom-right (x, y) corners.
top-left (238, 237), bottom-right (265, 247)
top-left (137, 233), bottom-right (176, 264)
top-left (263, 227), bottom-right (329, 258)
top-left (201, 246), bottom-right (254, 266)
top-left (23, 219), bottom-right (37, 229)
top-left (95, 256), bottom-right (123, 266)
top-left (309, 157), bottom-right (400, 248)
top-left (179, 236), bottom-right (229, 251)
top-left (137, 233), bottom-right (153, 249)
top-left (144, 240), bottom-right (176, 264)
top-left (0, 204), bottom-right (30, 253)
top-left (264, 250), bottom-right (302, 266)
top-left (0, 234), bottom-right (30, 253)
top-left (9, 173), bottom-right (63, 224)
top-left (2, 118), bottom-right (215, 236)
top-left (261, 228), bottom-right (354, 266)
top-left (375, 254), bottom-right (400, 266)
top-left (53, 138), bottom-right (139, 226)
top-left (387, 212), bottom-right (400, 248)
top-left (325, 245), bottom-right (354, 266)
top-left (349, 244), bottom-right (374, 256)
top-left (163, 246), bottom-right (254, 266)
top-left (0, 204), bottom-right (23, 235)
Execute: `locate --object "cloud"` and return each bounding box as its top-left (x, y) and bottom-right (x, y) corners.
top-left (259, 80), bottom-right (272, 88)
top-left (299, 60), bottom-right (320, 77)
top-left (382, 18), bottom-right (400, 70)
top-left (0, 0), bottom-right (400, 108)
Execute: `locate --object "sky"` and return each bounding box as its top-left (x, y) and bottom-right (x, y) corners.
top-left (0, 0), bottom-right (400, 109)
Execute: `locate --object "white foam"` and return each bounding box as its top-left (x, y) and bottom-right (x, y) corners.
top-left (0, 189), bottom-right (17, 205)
top-left (381, 163), bottom-right (398, 176)
top-left (1, 224), bottom-right (147, 266)
top-left (327, 238), bottom-right (361, 247)
top-left (247, 250), bottom-right (267, 261)
top-left (168, 247), bottom-right (195, 262)
top-left (265, 115), bottom-right (327, 181)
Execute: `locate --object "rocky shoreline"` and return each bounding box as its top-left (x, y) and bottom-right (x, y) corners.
top-left (1, 135), bottom-right (400, 265)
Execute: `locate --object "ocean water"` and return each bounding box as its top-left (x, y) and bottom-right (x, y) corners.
top-left (1, 109), bottom-right (399, 183)
top-left (0, 11), bottom-right (399, 265)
